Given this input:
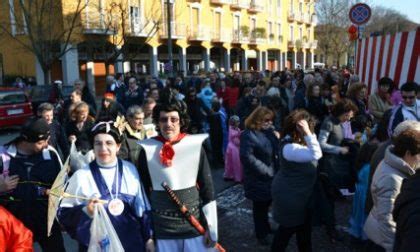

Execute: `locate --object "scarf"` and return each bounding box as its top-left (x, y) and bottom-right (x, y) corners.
top-left (154, 133), bottom-right (187, 167)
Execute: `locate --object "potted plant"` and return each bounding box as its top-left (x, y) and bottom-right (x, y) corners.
top-left (295, 39), bottom-right (302, 49)
top-left (240, 25), bottom-right (249, 37)
top-left (255, 27), bottom-right (266, 38)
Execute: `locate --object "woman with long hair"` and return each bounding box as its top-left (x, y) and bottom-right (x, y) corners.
top-left (271, 110), bottom-right (322, 251)
top-left (240, 106), bottom-right (279, 245)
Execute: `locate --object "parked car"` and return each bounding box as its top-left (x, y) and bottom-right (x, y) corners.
top-left (0, 88), bottom-right (34, 128)
top-left (29, 84), bottom-right (73, 113)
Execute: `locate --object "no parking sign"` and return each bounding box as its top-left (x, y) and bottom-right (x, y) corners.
top-left (349, 3), bottom-right (371, 25)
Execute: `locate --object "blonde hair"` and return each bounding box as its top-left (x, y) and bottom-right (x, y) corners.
top-left (70, 102), bottom-right (89, 121)
top-left (244, 106), bottom-right (274, 130)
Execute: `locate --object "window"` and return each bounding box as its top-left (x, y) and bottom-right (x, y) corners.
top-left (8, 0), bottom-right (27, 35)
top-left (289, 25), bottom-right (294, 40)
top-left (299, 26), bottom-right (302, 40)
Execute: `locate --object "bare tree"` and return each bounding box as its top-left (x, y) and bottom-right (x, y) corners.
top-left (0, 0), bottom-right (88, 84)
top-left (365, 6), bottom-right (418, 36)
top-left (81, 0), bottom-right (161, 75)
top-left (315, 0), bottom-right (353, 66)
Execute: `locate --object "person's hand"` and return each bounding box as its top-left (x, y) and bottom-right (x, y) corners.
top-left (297, 120), bottom-right (312, 136)
top-left (203, 230), bottom-right (216, 248)
top-left (86, 198), bottom-right (99, 217)
top-left (145, 238), bottom-right (155, 252)
top-left (273, 130), bottom-right (281, 139)
top-left (0, 175), bottom-right (19, 193)
top-left (68, 135), bottom-right (76, 143)
top-left (340, 146), bottom-right (349, 155)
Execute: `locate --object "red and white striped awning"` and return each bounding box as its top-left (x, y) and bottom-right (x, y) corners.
top-left (355, 27), bottom-right (420, 94)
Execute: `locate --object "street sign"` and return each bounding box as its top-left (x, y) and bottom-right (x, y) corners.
top-left (349, 3), bottom-right (371, 25)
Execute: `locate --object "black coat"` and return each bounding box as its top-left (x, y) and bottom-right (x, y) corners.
top-left (393, 172), bottom-right (420, 252)
top-left (240, 129), bottom-right (278, 202)
top-left (65, 119), bottom-right (95, 154)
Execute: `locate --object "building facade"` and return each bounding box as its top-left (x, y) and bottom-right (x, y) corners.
top-left (0, 0), bottom-right (317, 93)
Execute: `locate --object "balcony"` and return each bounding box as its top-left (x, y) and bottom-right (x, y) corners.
top-left (188, 25), bottom-right (211, 41)
top-left (302, 41), bottom-right (310, 49)
top-left (129, 22), bottom-right (148, 37)
top-left (210, 0), bottom-right (231, 5)
top-left (287, 11), bottom-right (295, 22)
top-left (231, 0), bottom-right (249, 9)
top-left (212, 28), bottom-right (232, 43)
top-left (311, 15), bottom-right (318, 25)
top-left (249, 1), bottom-right (264, 13)
top-left (311, 40), bottom-right (318, 49)
top-left (304, 13), bottom-right (311, 24)
top-left (249, 28), bottom-right (266, 45)
top-left (232, 30), bottom-right (249, 44)
top-left (159, 21), bottom-right (186, 39)
top-left (296, 12), bottom-right (304, 23)
top-left (287, 40), bottom-right (295, 48)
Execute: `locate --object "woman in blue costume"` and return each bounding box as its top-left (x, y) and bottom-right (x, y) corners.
top-left (58, 122), bottom-right (154, 252)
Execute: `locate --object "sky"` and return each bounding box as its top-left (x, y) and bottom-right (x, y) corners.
top-left (367, 0), bottom-right (420, 23)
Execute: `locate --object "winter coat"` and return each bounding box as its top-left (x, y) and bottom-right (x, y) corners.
top-left (364, 146), bottom-right (416, 252)
top-left (393, 171), bottom-right (420, 252)
top-left (240, 129), bottom-right (278, 202)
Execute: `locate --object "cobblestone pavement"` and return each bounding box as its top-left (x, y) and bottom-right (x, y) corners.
top-left (216, 183), bottom-right (365, 252)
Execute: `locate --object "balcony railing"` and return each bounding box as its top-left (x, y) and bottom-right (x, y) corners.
top-left (303, 13), bottom-right (311, 24)
top-left (302, 41), bottom-right (311, 49)
top-left (159, 21), bottom-right (186, 39)
top-left (287, 11), bottom-right (295, 22)
top-left (210, 0), bottom-right (232, 4)
top-left (212, 28), bottom-right (232, 42)
top-left (311, 40), bottom-right (318, 49)
top-left (130, 22), bottom-right (148, 37)
top-left (188, 25), bottom-right (211, 41)
top-left (232, 30), bottom-right (249, 44)
top-left (288, 39), bottom-right (295, 48)
top-left (231, 0), bottom-right (249, 9)
top-left (81, 14), bottom-right (115, 35)
top-left (296, 12), bottom-right (304, 23)
top-left (249, 1), bottom-right (264, 12)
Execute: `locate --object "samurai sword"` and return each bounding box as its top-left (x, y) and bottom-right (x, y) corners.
top-left (161, 182), bottom-right (226, 252)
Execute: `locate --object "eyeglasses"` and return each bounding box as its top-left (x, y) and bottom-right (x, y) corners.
top-left (402, 96), bottom-right (416, 100)
top-left (159, 117), bottom-right (180, 123)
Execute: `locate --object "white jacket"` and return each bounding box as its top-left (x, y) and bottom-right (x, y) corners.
top-left (364, 146), bottom-right (416, 252)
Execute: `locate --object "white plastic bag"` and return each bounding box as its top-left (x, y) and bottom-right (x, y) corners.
top-left (88, 203), bottom-right (124, 252)
top-left (69, 141), bottom-right (95, 172)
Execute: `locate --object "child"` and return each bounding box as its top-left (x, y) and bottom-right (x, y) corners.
top-left (348, 142), bottom-right (378, 240)
top-left (224, 116), bottom-right (243, 182)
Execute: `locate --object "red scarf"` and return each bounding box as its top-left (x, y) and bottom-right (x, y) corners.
top-left (154, 133), bottom-right (187, 167)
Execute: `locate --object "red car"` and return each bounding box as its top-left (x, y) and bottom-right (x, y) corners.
top-left (0, 88), bottom-right (34, 128)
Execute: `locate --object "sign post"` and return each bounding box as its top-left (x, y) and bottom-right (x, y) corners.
top-left (349, 3), bottom-right (371, 68)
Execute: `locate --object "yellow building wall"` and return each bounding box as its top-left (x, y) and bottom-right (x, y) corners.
top-left (0, 0), bottom-right (317, 79)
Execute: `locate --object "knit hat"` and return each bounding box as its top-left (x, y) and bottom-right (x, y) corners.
top-left (103, 92), bottom-right (115, 101)
top-left (20, 117), bottom-right (50, 143)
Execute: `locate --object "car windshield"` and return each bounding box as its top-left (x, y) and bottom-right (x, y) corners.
top-left (0, 92), bottom-right (28, 105)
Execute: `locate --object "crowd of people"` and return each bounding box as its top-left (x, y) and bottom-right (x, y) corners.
top-left (0, 67), bottom-right (419, 252)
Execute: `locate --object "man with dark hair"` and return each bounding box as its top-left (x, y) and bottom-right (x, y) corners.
top-left (37, 102), bottom-right (69, 161)
top-left (0, 118), bottom-right (65, 251)
top-left (389, 82), bottom-right (419, 132)
top-left (137, 91), bottom-right (218, 251)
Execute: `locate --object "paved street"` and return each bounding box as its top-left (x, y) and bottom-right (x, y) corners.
top-left (0, 132), bottom-right (360, 252)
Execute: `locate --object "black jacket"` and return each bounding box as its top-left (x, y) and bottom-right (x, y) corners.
top-left (0, 145), bottom-right (61, 240)
top-left (240, 129), bottom-right (278, 202)
top-left (393, 172), bottom-right (420, 252)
